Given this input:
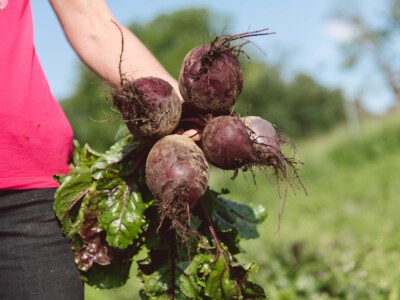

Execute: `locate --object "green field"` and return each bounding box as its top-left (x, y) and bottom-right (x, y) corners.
top-left (86, 111), bottom-right (400, 299)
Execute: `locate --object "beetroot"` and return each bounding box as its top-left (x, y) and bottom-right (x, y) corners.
top-left (145, 134), bottom-right (209, 231)
top-left (179, 45), bottom-right (243, 115)
top-left (201, 116), bottom-right (257, 170)
top-left (201, 115), bottom-right (302, 188)
top-left (241, 116), bottom-right (280, 163)
top-left (112, 76), bottom-right (182, 140)
top-left (238, 116), bottom-right (300, 177)
top-left (179, 29), bottom-right (273, 115)
top-left (241, 116), bottom-right (305, 223)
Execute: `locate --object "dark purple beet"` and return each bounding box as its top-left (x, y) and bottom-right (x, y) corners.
top-left (178, 45), bottom-right (243, 115)
top-left (146, 135), bottom-right (209, 211)
top-left (112, 76), bottom-right (182, 140)
top-left (201, 116), bottom-right (257, 170)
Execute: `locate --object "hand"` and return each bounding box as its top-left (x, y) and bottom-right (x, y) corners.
top-left (182, 129), bottom-right (201, 142)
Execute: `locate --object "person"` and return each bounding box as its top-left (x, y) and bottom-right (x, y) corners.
top-left (0, 1), bottom-right (196, 299)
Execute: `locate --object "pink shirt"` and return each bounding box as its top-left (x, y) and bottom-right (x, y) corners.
top-left (0, 0), bottom-right (73, 189)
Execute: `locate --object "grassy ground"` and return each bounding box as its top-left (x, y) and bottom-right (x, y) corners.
top-left (86, 111), bottom-right (400, 299)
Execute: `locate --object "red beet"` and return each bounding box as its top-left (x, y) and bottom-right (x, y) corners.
top-left (241, 116), bottom-right (306, 224)
top-left (241, 116), bottom-right (280, 163)
top-left (145, 135), bottom-right (209, 231)
top-left (178, 29), bottom-right (273, 115)
top-left (201, 116), bottom-right (257, 170)
top-left (112, 76), bottom-right (182, 140)
top-left (179, 45), bottom-right (243, 115)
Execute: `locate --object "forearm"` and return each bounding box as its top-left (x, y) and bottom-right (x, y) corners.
top-left (49, 0), bottom-right (178, 91)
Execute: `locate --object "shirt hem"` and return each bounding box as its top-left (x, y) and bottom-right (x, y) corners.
top-left (0, 177), bottom-right (61, 190)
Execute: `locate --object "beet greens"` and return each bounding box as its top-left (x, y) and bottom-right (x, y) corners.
top-left (54, 28), bottom-right (304, 299)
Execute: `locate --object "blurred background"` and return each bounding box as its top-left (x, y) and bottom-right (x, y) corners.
top-left (32, 0), bottom-right (400, 299)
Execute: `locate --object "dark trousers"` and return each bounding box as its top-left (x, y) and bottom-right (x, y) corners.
top-left (0, 188), bottom-right (84, 300)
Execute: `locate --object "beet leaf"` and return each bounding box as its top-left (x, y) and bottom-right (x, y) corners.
top-left (99, 186), bottom-right (147, 249)
top-left (54, 134), bottom-right (268, 296)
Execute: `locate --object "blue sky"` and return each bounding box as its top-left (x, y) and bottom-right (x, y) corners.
top-left (31, 0), bottom-right (394, 114)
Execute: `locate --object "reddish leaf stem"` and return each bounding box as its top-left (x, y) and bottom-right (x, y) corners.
top-left (199, 200), bottom-right (230, 271)
top-left (170, 235), bottom-right (176, 300)
top-left (62, 187), bottom-right (91, 222)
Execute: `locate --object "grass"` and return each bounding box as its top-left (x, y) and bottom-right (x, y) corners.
top-left (86, 110), bottom-right (400, 299)
top-left (209, 111), bottom-right (400, 299)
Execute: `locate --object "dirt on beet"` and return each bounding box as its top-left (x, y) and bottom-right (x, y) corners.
top-left (178, 29), bottom-right (274, 116)
top-left (112, 76), bottom-right (182, 140)
top-left (179, 44), bottom-right (243, 115)
top-left (145, 134), bottom-right (209, 236)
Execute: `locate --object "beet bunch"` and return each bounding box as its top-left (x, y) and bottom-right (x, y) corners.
top-left (111, 28), bottom-right (303, 238)
top-left (177, 30), bottom-right (303, 196)
top-left (54, 27), bottom-right (306, 298)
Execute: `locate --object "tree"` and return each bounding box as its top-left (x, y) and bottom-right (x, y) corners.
top-left (236, 60), bottom-right (346, 138)
top-left (336, 0), bottom-right (400, 107)
top-left (61, 67), bottom-right (119, 152)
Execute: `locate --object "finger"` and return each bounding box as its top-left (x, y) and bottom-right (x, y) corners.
top-left (182, 129), bottom-right (201, 142)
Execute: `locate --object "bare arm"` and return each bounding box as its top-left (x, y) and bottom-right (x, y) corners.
top-left (49, 0), bottom-right (179, 92)
top-left (49, 0), bottom-right (200, 140)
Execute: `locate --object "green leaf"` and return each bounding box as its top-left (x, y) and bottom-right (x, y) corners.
top-left (77, 192), bottom-right (142, 289)
top-left (54, 165), bottom-right (93, 234)
top-left (80, 247), bottom-right (135, 289)
top-left (91, 135), bottom-right (140, 170)
top-left (99, 186), bottom-right (147, 249)
top-left (91, 137), bottom-right (129, 173)
top-left (72, 140), bottom-right (103, 166)
top-left (53, 140), bottom-right (104, 234)
top-left (139, 250), bottom-right (204, 300)
top-left (96, 169), bottom-right (124, 190)
top-left (205, 257), bottom-right (238, 299)
top-left (213, 197), bottom-right (268, 240)
top-left (74, 193), bottom-right (113, 272)
top-left (176, 257), bottom-right (203, 299)
top-left (205, 257), bottom-right (266, 299)
top-left (242, 281), bottom-right (267, 299)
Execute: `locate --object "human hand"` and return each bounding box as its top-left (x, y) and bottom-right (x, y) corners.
top-left (181, 129), bottom-right (201, 142)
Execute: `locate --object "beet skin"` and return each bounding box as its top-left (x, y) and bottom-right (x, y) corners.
top-left (179, 45), bottom-right (243, 115)
top-left (113, 76), bottom-right (182, 140)
top-left (146, 135), bottom-right (209, 212)
top-left (201, 116), bottom-right (257, 170)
